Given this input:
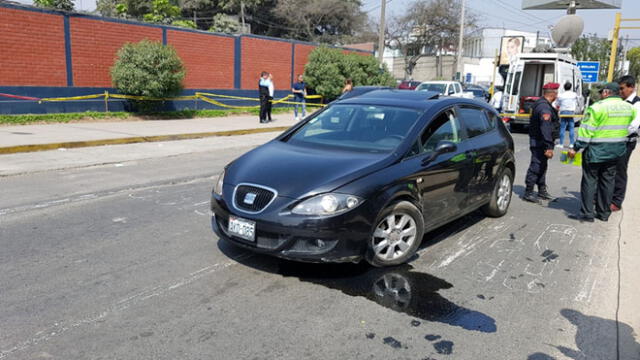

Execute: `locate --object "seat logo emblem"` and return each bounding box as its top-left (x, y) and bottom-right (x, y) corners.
top-left (244, 193), bottom-right (257, 205)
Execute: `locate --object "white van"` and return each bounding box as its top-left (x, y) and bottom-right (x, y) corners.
top-left (502, 53), bottom-right (585, 128)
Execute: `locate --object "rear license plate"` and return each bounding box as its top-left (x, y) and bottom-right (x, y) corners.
top-left (228, 216), bottom-right (256, 242)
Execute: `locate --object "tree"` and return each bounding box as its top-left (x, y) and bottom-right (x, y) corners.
top-left (171, 19), bottom-right (197, 28)
top-left (304, 47), bottom-right (395, 100)
top-left (388, 0), bottom-right (476, 79)
top-left (272, 0), bottom-right (366, 44)
top-left (111, 40), bottom-right (185, 112)
top-left (33, 0), bottom-right (74, 11)
top-left (208, 13), bottom-right (240, 33)
top-left (143, 0), bottom-right (181, 24)
top-left (627, 47), bottom-right (640, 80)
top-left (571, 33), bottom-right (625, 81)
top-left (96, 0), bottom-right (151, 19)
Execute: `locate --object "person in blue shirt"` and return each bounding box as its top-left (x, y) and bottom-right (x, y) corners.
top-left (291, 74), bottom-right (307, 121)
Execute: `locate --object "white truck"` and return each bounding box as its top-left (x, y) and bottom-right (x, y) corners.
top-left (501, 53), bottom-right (585, 129)
top-left (415, 81), bottom-right (474, 99)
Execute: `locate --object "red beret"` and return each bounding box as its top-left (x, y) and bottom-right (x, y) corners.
top-left (542, 82), bottom-right (560, 90)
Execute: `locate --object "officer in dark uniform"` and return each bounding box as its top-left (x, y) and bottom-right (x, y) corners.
top-left (258, 71), bottom-right (270, 123)
top-left (523, 82), bottom-right (560, 203)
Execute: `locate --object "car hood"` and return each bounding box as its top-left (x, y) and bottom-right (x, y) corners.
top-left (225, 141), bottom-right (394, 198)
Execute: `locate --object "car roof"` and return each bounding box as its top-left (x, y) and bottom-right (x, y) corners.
top-left (420, 81), bottom-right (456, 84)
top-left (337, 90), bottom-right (496, 112)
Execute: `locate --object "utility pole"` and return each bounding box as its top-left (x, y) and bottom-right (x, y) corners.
top-left (378, 0), bottom-right (387, 65)
top-left (608, 12), bottom-right (622, 82)
top-left (240, 1), bottom-right (246, 33)
top-left (456, 0), bottom-right (466, 81)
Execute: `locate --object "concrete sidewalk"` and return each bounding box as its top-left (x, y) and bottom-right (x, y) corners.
top-left (0, 114), bottom-right (298, 154)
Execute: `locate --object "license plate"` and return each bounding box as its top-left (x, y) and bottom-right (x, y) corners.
top-left (228, 216), bottom-right (256, 242)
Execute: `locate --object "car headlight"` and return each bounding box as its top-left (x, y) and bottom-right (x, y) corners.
top-left (292, 193), bottom-right (363, 216)
top-left (213, 169), bottom-right (225, 196)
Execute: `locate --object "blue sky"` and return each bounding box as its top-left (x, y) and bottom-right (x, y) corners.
top-left (363, 0), bottom-right (640, 47)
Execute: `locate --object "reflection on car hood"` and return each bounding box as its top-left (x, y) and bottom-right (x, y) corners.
top-left (226, 141), bottom-right (392, 198)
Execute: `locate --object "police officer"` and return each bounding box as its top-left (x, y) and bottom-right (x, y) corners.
top-left (258, 71), bottom-right (270, 123)
top-left (568, 82), bottom-right (637, 222)
top-left (523, 82), bottom-right (560, 203)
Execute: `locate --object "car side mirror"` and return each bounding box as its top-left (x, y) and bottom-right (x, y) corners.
top-left (422, 141), bottom-right (458, 165)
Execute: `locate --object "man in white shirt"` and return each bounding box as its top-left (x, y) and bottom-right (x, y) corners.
top-left (490, 86), bottom-right (503, 112)
top-left (555, 82), bottom-right (578, 147)
top-left (611, 75), bottom-right (640, 211)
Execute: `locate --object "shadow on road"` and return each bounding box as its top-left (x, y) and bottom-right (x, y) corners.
top-left (218, 240), bottom-right (497, 333)
top-left (527, 309), bottom-right (640, 360)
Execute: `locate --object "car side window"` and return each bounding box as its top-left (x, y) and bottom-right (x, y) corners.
top-left (455, 83), bottom-right (462, 93)
top-left (419, 110), bottom-right (464, 154)
top-left (458, 106), bottom-right (492, 138)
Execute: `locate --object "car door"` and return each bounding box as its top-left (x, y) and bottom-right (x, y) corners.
top-left (456, 105), bottom-right (503, 207)
top-left (405, 107), bottom-right (475, 229)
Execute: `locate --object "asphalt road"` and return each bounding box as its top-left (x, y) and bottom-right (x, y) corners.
top-left (1, 133), bottom-right (638, 360)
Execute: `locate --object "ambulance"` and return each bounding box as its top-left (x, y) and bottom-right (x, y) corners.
top-left (501, 53), bottom-right (586, 130)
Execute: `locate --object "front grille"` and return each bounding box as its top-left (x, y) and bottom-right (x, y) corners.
top-left (234, 184), bottom-right (275, 212)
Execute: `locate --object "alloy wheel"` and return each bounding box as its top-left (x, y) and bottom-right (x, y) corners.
top-left (372, 213), bottom-right (418, 261)
top-left (497, 174), bottom-right (512, 212)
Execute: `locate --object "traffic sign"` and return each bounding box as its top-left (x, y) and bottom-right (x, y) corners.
top-left (577, 61), bottom-right (600, 83)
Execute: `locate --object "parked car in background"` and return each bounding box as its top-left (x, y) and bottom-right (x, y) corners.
top-left (211, 90), bottom-right (516, 267)
top-left (464, 84), bottom-right (490, 102)
top-left (415, 81), bottom-right (474, 99)
top-left (398, 80), bottom-right (422, 90)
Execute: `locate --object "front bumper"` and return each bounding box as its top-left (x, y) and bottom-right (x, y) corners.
top-left (210, 192), bottom-right (376, 263)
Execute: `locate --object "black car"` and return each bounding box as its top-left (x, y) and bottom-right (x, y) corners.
top-left (211, 90), bottom-right (515, 266)
top-left (464, 85), bottom-right (490, 102)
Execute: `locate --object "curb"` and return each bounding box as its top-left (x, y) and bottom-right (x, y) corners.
top-left (0, 126), bottom-right (290, 155)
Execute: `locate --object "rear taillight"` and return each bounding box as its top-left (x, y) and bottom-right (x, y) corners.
top-left (519, 108), bottom-right (525, 113)
top-left (502, 117), bottom-right (512, 123)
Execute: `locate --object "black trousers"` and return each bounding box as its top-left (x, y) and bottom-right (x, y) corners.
top-left (525, 147), bottom-right (548, 191)
top-left (259, 95), bottom-right (269, 122)
top-left (266, 96), bottom-right (273, 121)
top-left (580, 159), bottom-right (617, 220)
top-left (612, 141), bottom-right (637, 208)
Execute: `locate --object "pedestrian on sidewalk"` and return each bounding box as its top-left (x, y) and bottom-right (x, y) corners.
top-left (292, 74), bottom-right (307, 121)
top-left (266, 73), bottom-right (275, 122)
top-left (555, 81), bottom-right (578, 148)
top-left (342, 78), bottom-right (353, 94)
top-left (611, 75), bottom-right (640, 212)
top-left (568, 82), bottom-right (637, 222)
top-left (523, 82), bottom-right (560, 203)
top-left (258, 71), bottom-right (270, 123)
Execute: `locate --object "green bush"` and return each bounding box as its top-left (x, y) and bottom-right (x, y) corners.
top-left (111, 40), bottom-right (185, 112)
top-left (304, 47), bottom-right (396, 101)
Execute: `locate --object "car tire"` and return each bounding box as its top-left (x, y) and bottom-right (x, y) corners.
top-left (482, 167), bottom-right (513, 218)
top-left (366, 201), bottom-right (425, 267)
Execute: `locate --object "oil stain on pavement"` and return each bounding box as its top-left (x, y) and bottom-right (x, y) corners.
top-left (276, 262), bottom-right (497, 333)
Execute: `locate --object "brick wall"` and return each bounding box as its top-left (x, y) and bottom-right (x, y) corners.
top-left (70, 17), bottom-right (162, 87)
top-left (293, 44), bottom-right (316, 81)
top-left (241, 37), bottom-right (292, 90)
top-left (0, 8), bottom-right (66, 86)
top-left (167, 30), bottom-right (234, 89)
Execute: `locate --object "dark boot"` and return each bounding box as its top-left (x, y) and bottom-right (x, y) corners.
top-left (523, 189), bottom-right (539, 203)
top-left (538, 186), bottom-right (554, 200)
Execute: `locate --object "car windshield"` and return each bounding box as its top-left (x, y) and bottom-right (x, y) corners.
top-left (286, 104), bottom-right (423, 153)
top-left (469, 89), bottom-right (485, 96)
top-left (417, 83), bottom-right (446, 93)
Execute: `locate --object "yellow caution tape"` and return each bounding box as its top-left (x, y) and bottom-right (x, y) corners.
top-left (499, 113), bottom-right (585, 119)
top-left (37, 91), bottom-right (325, 109)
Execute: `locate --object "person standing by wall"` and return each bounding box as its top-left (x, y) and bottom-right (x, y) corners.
top-left (568, 83), bottom-right (636, 222)
top-left (292, 74), bottom-right (306, 121)
top-left (523, 82), bottom-right (560, 203)
top-left (611, 75), bottom-right (640, 211)
top-left (266, 73), bottom-right (275, 122)
top-left (258, 71), bottom-right (270, 123)
top-left (555, 82), bottom-right (578, 148)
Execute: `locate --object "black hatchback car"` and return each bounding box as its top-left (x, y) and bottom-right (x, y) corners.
top-left (211, 90), bottom-right (515, 266)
